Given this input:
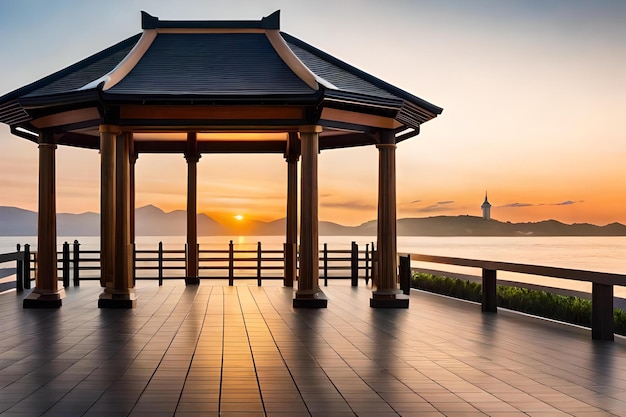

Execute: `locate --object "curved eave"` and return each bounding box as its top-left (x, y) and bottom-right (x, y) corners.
top-left (0, 100), bottom-right (31, 125)
top-left (323, 90), bottom-right (404, 111)
top-left (0, 34), bottom-right (141, 107)
top-left (321, 90), bottom-right (434, 131)
top-left (16, 89), bottom-right (103, 109)
top-left (16, 87), bottom-right (324, 106)
top-left (99, 90), bottom-right (324, 106)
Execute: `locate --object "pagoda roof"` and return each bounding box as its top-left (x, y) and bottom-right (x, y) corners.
top-left (0, 11), bottom-right (442, 152)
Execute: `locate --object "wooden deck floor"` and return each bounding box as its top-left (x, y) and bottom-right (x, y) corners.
top-left (1, 281), bottom-right (625, 417)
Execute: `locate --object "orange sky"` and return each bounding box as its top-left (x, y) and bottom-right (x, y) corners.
top-left (1, 1), bottom-right (625, 227)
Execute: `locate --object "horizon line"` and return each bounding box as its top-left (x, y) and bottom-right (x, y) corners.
top-left (1, 203), bottom-right (623, 228)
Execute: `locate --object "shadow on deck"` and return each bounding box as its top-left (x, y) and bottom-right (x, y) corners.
top-left (1, 281), bottom-right (625, 416)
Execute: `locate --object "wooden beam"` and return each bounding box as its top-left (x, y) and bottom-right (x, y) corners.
top-left (57, 133), bottom-right (100, 149)
top-left (120, 105), bottom-right (304, 120)
top-left (321, 108), bottom-right (402, 130)
top-left (134, 140), bottom-right (286, 154)
top-left (31, 108), bottom-right (101, 129)
top-left (319, 132), bottom-right (377, 150)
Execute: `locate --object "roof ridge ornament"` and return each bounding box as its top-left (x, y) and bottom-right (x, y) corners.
top-left (141, 10), bottom-right (280, 30)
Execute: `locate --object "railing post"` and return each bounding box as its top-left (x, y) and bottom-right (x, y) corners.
top-left (365, 243), bottom-right (370, 285)
top-left (132, 243), bottom-right (136, 286)
top-left (62, 242), bottom-right (70, 288)
top-left (399, 254), bottom-right (411, 295)
top-left (257, 241), bottom-right (262, 287)
top-left (72, 240), bottom-right (80, 286)
top-left (351, 241), bottom-right (358, 287)
top-left (323, 243), bottom-right (328, 287)
top-left (16, 244), bottom-right (23, 292)
top-left (482, 269), bottom-right (497, 313)
top-left (283, 242), bottom-right (296, 287)
top-left (592, 283), bottom-right (614, 341)
top-left (23, 244), bottom-right (31, 289)
top-left (371, 243), bottom-right (377, 287)
top-left (158, 242), bottom-right (163, 286)
top-left (228, 240), bottom-right (234, 286)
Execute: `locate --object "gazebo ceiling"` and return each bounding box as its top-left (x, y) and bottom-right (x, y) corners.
top-left (0, 11), bottom-right (442, 153)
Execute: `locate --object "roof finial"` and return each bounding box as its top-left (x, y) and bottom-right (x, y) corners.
top-left (141, 11), bottom-right (159, 29)
top-left (140, 10), bottom-right (280, 30)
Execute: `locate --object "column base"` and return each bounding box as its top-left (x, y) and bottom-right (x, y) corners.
top-left (23, 288), bottom-right (66, 308)
top-left (293, 289), bottom-right (328, 308)
top-left (370, 290), bottom-right (409, 308)
top-left (185, 277), bottom-right (200, 285)
top-left (98, 290), bottom-right (137, 309)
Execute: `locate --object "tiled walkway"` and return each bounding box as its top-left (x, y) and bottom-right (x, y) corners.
top-left (1, 281), bottom-right (625, 417)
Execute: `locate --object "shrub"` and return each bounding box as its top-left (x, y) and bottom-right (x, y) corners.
top-left (411, 272), bottom-right (625, 336)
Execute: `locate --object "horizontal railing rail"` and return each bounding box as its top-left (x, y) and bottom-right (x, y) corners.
top-left (401, 252), bottom-right (626, 341)
top-left (407, 253), bottom-right (626, 286)
top-left (14, 240), bottom-right (377, 288)
top-left (0, 244), bottom-right (30, 292)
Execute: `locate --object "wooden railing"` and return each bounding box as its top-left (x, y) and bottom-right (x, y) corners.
top-left (11, 240), bottom-right (376, 289)
top-left (401, 253), bottom-right (626, 341)
top-left (0, 244), bottom-right (30, 292)
top-left (9, 243), bottom-right (623, 341)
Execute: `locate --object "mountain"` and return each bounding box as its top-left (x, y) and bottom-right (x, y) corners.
top-left (134, 205), bottom-right (226, 236)
top-left (0, 206), bottom-right (37, 235)
top-left (1, 206), bottom-right (625, 237)
top-left (0, 206), bottom-right (100, 236)
top-left (395, 216), bottom-right (626, 236)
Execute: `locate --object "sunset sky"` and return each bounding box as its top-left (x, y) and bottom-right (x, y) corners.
top-left (0, 0), bottom-right (624, 227)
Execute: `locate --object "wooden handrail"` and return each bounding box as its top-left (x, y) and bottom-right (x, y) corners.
top-left (406, 253), bottom-right (626, 286)
top-left (404, 252), bottom-right (623, 341)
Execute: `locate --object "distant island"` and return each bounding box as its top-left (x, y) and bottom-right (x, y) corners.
top-left (1, 205), bottom-right (625, 237)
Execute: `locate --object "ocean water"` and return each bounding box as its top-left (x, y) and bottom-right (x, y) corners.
top-left (1, 235), bottom-right (625, 297)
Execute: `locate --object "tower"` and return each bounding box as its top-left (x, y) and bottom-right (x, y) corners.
top-left (481, 192), bottom-right (491, 220)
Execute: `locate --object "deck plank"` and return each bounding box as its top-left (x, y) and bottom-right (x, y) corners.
top-left (0, 281), bottom-right (624, 416)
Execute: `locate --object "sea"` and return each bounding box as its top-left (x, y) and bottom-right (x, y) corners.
top-left (1, 235), bottom-right (625, 297)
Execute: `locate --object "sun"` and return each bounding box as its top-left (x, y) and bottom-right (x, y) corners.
top-left (234, 214), bottom-right (244, 221)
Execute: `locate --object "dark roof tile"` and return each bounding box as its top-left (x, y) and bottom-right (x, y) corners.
top-left (108, 33), bottom-right (314, 96)
top-left (282, 32), bottom-right (442, 116)
top-left (283, 36), bottom-right (398, 101)
top-left (23, 35), bottom-right (140, 98)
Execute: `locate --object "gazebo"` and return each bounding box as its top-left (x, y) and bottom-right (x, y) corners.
top-left (0, 11), bottom-right (442, 309)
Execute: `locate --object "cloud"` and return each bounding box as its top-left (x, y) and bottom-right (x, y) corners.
top-left (405, 201), bottom-right (458, 213)
top-left (321, 200), bottom-right (377, 211)
top-left (410, 199), bottom-right (422, 204)
top-left (417, 205), bottom-right (454, 213)
top-left (499, 202), bottom-right (534, 208)
top-left (552, 200), bottom-right (584, 206)
top-left (499, 200), bottom-right (585, 208)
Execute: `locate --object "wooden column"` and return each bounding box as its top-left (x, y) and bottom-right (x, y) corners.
top-left (129, 137), bottom-right (137, 246)
top-left (99, 131), bottom-right (136, 308)
top-left (24, 131), bottom-right (65, 308)
top-left (185, 132), bottom-right (200, 285)
top-left (371, 130), bottom-right (408, 308)
top-left (99, 125), bottom-right (117, 289)
top-left (284, 132), bottom-right (300, 287)
top-left (294, 126), bottom-right (327, 308)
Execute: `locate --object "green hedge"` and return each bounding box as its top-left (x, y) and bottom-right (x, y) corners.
top-left (411, 272), bottom-right (626, 336)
